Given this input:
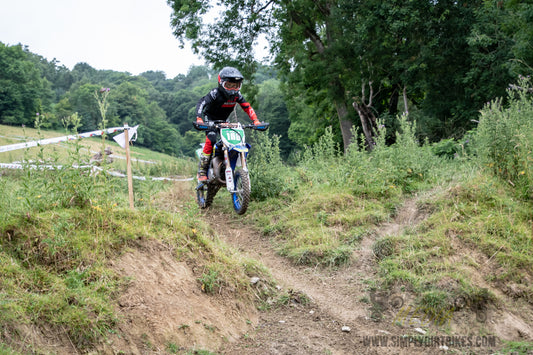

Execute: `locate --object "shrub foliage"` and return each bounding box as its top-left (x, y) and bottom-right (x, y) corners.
top-left (474, 76), bottom-right (533, 199)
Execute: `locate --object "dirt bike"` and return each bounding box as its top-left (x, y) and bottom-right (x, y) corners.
top-left (193, 121), bottom-right (269, 215)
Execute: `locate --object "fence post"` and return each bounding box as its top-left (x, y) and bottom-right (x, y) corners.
top-left (124, 123), bottom-right (134, 209)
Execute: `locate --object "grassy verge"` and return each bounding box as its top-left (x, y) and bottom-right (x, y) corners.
top-left (376, 172), bottom-right (533, 311)
top-left (0, 124), bottom-right (271, 353)
top-left (245, 184), bottom-right (395, 267)
top-left (0, 198), bottom-right (272, 352)
top-left (241, 115), bottom-right (532, 337)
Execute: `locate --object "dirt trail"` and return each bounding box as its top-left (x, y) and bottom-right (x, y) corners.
top-left (213, 198), bottom-right (438, 355)
top-left (105, 187), bottom-right (531, 355)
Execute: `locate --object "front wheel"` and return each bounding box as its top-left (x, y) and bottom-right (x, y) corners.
top-left (231, 169), bottom-right (250, 215)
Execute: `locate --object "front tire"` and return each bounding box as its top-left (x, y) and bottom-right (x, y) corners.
top-left (232, 169), bottom-right (250, 215)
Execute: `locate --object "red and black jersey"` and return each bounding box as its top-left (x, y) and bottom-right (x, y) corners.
top-left (196, 87), bottom-right (257, 122)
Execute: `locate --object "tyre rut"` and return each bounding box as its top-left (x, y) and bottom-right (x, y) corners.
top-left (207, 198), bottom-right (434, 354)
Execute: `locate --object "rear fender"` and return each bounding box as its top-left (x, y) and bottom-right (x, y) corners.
top-left (195, 148), bottom-right (204, 160)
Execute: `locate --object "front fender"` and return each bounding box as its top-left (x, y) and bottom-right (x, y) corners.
top-left (229, 143), bottom-right (251, 154)
top-left (228, 143), bottom-right (251, 170)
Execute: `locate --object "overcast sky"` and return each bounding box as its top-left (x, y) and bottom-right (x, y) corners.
top-left (0, 0), bottom-right (204, 78)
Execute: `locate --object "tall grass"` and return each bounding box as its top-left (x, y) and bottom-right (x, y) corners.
top-left (0, 117), bottom-right (266, 353)
top-left (247, 115), bottom-right (456, 267)
top-left (345, 115), bottom-right (448, 197)
top-left (248, 131), bottom-right (295, 200)
top-left (246, 107), bottom-right (532, 330)
top-left (474, 76), bottom-right (533, 199)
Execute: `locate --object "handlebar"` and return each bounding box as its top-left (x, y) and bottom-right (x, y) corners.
top-left (193, 122), bottom-right (270, 131)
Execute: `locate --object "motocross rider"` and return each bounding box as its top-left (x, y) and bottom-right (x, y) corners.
top-left (195, 66), bottom-right (261, 182)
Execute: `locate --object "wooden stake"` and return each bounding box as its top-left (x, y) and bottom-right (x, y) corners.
top-left (124, 123), bottom-right (134, 209)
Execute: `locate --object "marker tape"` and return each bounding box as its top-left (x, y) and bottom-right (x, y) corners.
top-left (0, 126), bottom-right (126, 153)
top-left (0, 163), bottom-right (193, 182)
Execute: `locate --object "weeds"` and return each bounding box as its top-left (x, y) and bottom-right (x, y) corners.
top-left (474, 76), bottom-right (533, 199)
top-left (0, 121), bottom-right (257, 352)
top-left (248, 130), bottom-right (295, 200)
top-left (198, 268), bottom-right (222, 294)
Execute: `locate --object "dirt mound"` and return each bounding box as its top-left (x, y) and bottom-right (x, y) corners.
top-left (212, 195), bottom-right (532, 354)
top-left (101, 239), bottom-right (258, 354)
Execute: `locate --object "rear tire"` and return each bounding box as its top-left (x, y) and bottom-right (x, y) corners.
top-left (232, 169), bottom-right (250, 215)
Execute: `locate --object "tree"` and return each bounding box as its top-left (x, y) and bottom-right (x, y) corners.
top-left (256, 79), bottom-right (293, 157)
top-left (504, 0), bottom-right (533, 76)
top-left (167, 0), bottom-right (360, 151)
top-left (27, 53), bottom-right (74, 102)
top-left (137, 102), bottom-right (183, 155)
top-left (333, 0), bottom-right (492, 143)
top-left (67, 83), bottom-right (103, 130)
top-left (162, 89), bottom-right (198, 134)
top-left (0, 43), bottom-right (53, 126)
top-left (168, 0), bottom-right (533, 149)
top-left (71, 62), bottom-right (97, 84)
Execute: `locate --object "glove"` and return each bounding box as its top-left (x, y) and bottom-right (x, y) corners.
top-left (196, 117), bottom-right (204, 124)
top-left (253, 119), bottom-right (261, 126)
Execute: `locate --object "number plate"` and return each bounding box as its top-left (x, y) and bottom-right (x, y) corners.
top-left (221, 128), bottom-right (245, 145)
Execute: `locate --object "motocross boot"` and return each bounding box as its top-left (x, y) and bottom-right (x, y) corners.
top-left (197, 153), bottom-right (211, 182)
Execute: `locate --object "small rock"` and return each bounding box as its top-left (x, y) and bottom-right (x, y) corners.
top-left (414, 327), bottom-right (426, 335)
top-left (378, 330), bottom-right (392, 335)
top-left (410, 318), bottom-right (422, 327)
top-left (309, 310), bottom-right (315, 314)
top-left (250, 277), bottom-right (260, 285)
top-left (341, 326), bottom-right (351, 333)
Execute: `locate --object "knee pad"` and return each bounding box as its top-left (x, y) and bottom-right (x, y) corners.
top-left (207, 131), bottom-right (216, 145)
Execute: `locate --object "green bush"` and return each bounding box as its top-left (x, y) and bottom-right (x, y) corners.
top-left (431, 138), bottom-right (460, 158)
top-left (344, 115), bottom-right (444, 197)
top-left (474, 76), bottom-right (533, 199)
top-left (248, 131), bottom-right (294, 200)
top-left (289, 126), bottom-right (345, 186)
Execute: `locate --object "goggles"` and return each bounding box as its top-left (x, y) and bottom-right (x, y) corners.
top-left (222, 81), bottom-right (241, 91)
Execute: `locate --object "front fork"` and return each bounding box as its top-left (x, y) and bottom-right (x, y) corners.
top-left (223, 148), bottom-right (234, 192)
top-left (223, 148), bottom-right (249, 193)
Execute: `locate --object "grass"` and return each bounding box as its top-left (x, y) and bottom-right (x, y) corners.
top-left (499, 340), bottom-right (533, 354)
top-left (254, 158), bottom-right (532, 319)
top-left (0, 124), bottom-right (273, 353)
top-left (1, 208), bottom-right (140, 349)
top-left (0, 123), bottom-right (196, 178)
top-left (0, 189), bottom-right (271, 352)
top-left (239, 114), bottom-right (533, 336)
top-left (2, 104), bottom-right (533, 352)
top-left (243, 184), bottom-right (395, 267)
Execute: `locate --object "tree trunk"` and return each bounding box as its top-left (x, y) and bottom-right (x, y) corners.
top-left (353, 100), bottom-right (378, 151)
top-left (334, 100), bottom-right (355, 153)
top-left (389, 83), bottom-right (400, 116)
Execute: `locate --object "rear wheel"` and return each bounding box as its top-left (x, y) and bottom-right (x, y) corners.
top-left (231, 169), bottom-right (250, 215)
